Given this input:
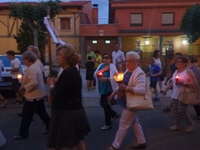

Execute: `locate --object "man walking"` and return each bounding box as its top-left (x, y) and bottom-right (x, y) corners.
top-left (112, 43), bottom-right (125, 72)
top-left (6, 50), bottom-right (23, 104)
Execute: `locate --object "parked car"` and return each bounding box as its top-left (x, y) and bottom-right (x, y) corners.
top-left (0, 55), bottom-right (49, 90)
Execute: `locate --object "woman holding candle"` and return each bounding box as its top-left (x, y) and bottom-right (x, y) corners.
top-left (163, 56), bottom-right (195, 132)
top-left (14, 51), bottom-right (50, 139)
top-left (107, 51), bottom-right (146, 150)
top-left (94, 52), bottom-right (119, 130)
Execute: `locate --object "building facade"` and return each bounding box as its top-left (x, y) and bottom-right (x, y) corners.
top-left (80, 0), bottom-right (200, 74)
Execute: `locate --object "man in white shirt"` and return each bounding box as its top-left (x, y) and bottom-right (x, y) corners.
top-left (112, 43), bottom-right (125, 72)
top-left (6, 50), bottom-right (23, 104)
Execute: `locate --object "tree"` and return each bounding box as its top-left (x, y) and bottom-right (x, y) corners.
top-left (9, 0), bottom-right (62, 53)
top-left (180, 4), bottom-right (200, 43)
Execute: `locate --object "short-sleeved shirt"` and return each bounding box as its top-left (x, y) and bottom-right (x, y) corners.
top-left (149, 64), bottom-right (161, 82)
top-left (94, 55), bottom-right (102, 69)
top-left (11, 58), bottom-right (22, 79)
top-left (85, 61), bottom-right (95, 74)
top-left (112, 50), bottom-right (125, 67)
top-left (86, 52), bottom-right (96, 61)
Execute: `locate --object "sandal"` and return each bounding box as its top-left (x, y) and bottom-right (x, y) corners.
top-left (14, 135), bottom-right (26, 140)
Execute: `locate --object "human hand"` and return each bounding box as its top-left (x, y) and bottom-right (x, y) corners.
top-left (46, 77), bottom-right (56, 86)
top-left (19, 86), bottom-right (25, 92)
top-left (118, 83), bottom-right (126, 91)
top-left (162, 90), bottom-right (167, 96)
top-left (99, 77), bottom-right (108, 82)
top-left (48, 94), bottom-right (53, 103)
top-left (108, 94), bottom-right (114, 102)
top-left (175, 81), bottom-right (184, 86)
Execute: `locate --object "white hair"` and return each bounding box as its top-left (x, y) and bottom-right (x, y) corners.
top-left (126, 51), bottom-right (140, 60)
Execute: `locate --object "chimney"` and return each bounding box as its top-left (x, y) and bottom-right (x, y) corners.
top-left (92, 4), bottom-right (98, 24)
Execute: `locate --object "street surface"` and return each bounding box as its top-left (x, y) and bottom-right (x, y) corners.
top-left (0, 69), bottom-right (200, 150)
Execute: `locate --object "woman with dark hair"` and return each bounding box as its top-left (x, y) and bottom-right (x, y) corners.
top-left (94, 52), bottom-right (119, 130)
top-left (187, 56), bottom-right (200, 120)
top-left (47, 43), bottom-right (91, 150)
top-left (152, 50), bottom-right (164, 95)
top-left (163, 56), bottom-right (195, 132)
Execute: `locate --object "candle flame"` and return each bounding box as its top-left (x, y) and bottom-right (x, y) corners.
top-left (113, 73), bottom-right (124, 82)
top-left (17, 74), bottom-right (22, 79)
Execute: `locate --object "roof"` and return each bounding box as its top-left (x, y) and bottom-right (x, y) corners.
top-left (0, 1), bottom-right (91, 8)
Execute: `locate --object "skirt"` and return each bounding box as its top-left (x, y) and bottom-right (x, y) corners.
top-left (47, 108), bottom-right (91, 149)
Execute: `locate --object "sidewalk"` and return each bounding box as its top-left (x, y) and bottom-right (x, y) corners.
top-left (80, 69), bottom-right (172, 108)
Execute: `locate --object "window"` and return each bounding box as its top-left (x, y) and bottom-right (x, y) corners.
top-left (130, 13), bottom-right (142, 26)
top-left (162, 13), bottom-right (174, 26)
top-left (58, 17), bottom-right (72, 30)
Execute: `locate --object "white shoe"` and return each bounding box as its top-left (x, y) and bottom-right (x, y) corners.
top-left (101, 125), bottom-right (112, 130)
top-left (186, 122), bottom-right (195, 132)
top-left (169, 125), bottom-right (181, 131)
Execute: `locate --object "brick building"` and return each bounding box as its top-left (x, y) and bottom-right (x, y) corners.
top-left (80, 0), bottom-right (200, 74)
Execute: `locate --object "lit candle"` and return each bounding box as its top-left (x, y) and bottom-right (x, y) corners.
top-left (98, 72), bottom-right (103, 78)
top-left (113, 73), bottom-right (124, 83)
top-left (17, 74), bottom-right (22, 83)
top-left (175, 75), bottom-right (179, 82)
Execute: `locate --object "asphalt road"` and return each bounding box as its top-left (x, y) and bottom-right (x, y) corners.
top-left (0, 97), bottom-right (200, 150)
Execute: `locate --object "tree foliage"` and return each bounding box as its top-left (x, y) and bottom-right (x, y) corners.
top-left (180, 4), bottom-right (200, 43)
top-left (9, 0), bottom-right (62, 54)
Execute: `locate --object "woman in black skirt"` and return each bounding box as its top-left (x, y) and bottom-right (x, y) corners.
top-left (47, 43), bottom-right (91, 150)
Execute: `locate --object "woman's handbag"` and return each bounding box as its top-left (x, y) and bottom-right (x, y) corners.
top-left (0, 130), bottom-right (6, 147)
top-left (179, 91), bottom-right (199, 105)
top-left (126, 85), bottom-right (154, 111)
top-left (178, 69), bottom-right (200, 105)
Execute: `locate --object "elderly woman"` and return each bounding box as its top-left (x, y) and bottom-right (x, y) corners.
top-left (94, 52), bottom-right (119, 131)
top-left (108, 51), bottom-right (146, 150)
top-left (27, 45), bottom-right (44, 73)
top-left (14, 51), bottom-right (50, 139)
top-left (163, 56), bottom-right (195, 132)
top-left (47, 43), bottom-right (91, 150)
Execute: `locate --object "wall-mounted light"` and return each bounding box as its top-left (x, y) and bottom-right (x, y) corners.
top-left (105, 40), bottom-right (110, 44)
top-left (145, 40), bottom-right (149, 45)
top-left (182, 39), bottom-right (187, 44)
top-left (92, 40), bottom-right (97, 44)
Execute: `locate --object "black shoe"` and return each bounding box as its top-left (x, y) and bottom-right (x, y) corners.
top-left (163, 107), bottom-right (171, 113)
top-left (16, 112), bottom-right (23, 117)
top-left (132, 143), bottom-right (146, 149)
top-left (12, 100), bottom-right (21, 104)
top-left (42, 130), bottom-right (48, 134)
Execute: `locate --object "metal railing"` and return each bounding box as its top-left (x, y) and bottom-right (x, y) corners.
top-left (80, 18), bottom-right (118, 25)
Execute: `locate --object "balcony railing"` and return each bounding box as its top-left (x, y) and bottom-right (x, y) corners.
top-left (80, 18), bottom-right (118, 25)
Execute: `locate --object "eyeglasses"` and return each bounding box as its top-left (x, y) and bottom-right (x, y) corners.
top-left (103, 56), bottom-right (110, 59)
top-left (126, 60), bottom-right (134, 63)
top-left (176, 61), bottom-right (183, 63)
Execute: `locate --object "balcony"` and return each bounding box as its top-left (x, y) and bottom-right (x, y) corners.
top-left (80, 18), bottom-right (118, 25)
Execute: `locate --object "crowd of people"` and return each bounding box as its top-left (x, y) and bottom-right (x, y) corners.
top-left (0, 42), bottom-right (200, 150)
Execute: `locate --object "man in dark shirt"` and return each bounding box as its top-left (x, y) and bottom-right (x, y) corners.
top-left (85, 56), bottom-right (95, 91)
